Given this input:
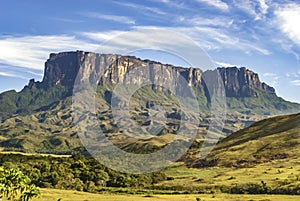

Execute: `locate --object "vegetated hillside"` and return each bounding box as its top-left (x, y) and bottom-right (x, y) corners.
top-left (0, 50), bottom-right (299, 154)
top-left (0, 153), bottom-right (167, 192)
top-left (192, 112), bottom-right (300, 167)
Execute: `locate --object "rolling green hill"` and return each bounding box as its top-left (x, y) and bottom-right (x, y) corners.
top-left (191, 112), bottom-right (300, 167)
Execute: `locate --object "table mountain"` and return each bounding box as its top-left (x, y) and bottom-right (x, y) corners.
top-left (0, 50), bottom-right (299, 154)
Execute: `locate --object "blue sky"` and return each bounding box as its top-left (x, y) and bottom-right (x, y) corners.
top-left (0, 0), bottom-right (300, 102)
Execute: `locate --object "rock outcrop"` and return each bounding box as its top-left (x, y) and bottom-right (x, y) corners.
top-left (217, 67), bottom-right (275, 97)
top-left (37, 51), bottom-right (275, 100)
top-left (42, 52), bottom-right (82, 88)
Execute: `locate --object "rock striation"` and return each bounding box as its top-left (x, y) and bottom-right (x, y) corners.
top-left (35, 51), bottom-right (276, 100)
top-left (217, 67), bottom-right (275, 97)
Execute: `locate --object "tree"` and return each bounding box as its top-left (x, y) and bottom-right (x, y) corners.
top-left (0, 166), bottom-right (40, 201)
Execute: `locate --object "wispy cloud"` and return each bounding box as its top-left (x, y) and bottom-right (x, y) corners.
top-left (195, 0), bottom-right (229, 11)
top-left (178, 16), bottom-right (233, 27)
top-left (233, 0), bottom-right (269, 20)
top-left (0, 64), bottom-right (43, 76)
top-left (113, 1), bottom-right (166, 15)
top-left (262, 72), bottom-right (279, 87)
top-left (79, 27), bottom-right (217, 70)
top-left (0, 71), bottom-right (28, 79)
top-left (82, 12), bottom-right (135, 25)
top-left (0, 71), bottom-right (16, 77)
top-left (50, 17), bottom-right (83, 23)
top-left (215, 61), bottom-right (239, 67)
top-left (188, 26), bottom-right (270, 55)
top-left (80, 31), bottom-right (126, 42)
top-left (290, 80), bottom-right (300, 86)
top-left (258, 0), bottom-right (269, 15)
top-left (274, 3), bottom-right (300, 47)
top-left (263, 73), bottom-right (277, 77)
top-left (0, 22), bottom-right (272, 74)
top-left (127, 25), bottom-right (271, 56)
top-left (151, 0), bottom-right (191, 10)
top-left (286, 70), bottom-right (300, 78)
top-left (0, 35), bottom-right (97, 70)
top-left (0, 64), bottom-right (42, 80)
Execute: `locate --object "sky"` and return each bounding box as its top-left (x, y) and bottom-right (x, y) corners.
top-left (0, 0), bottom-right (300, 102)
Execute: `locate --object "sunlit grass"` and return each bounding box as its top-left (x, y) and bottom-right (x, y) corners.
top-left (33, 188), bottom-right (300, 201)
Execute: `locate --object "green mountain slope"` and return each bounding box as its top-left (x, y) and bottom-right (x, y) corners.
top-left (193, 113), bottom-right (300, 167)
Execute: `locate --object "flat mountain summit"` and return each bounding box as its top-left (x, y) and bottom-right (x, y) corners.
top-left (34, 51), bottom-right (275, 97)
top-left (0, 50), bottom-right (299, 154)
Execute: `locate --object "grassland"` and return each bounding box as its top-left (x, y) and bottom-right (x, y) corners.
top-left (157, 158), bottom-right (300, 193)
top-left (156, 113), bottom-right (300, 195)
top-left (183, 113), bottom-right (300, 168)
top-left (31, 158), bottom-right (300, 200)
top-left (210, 114), bottom-right (299, 166)
top-left (32, 188), bottom-right (300, 201)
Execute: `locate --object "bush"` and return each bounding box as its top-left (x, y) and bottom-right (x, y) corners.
top-left (0, 166), bottom-right (40, 201)
top-left (84, 181), bottom-right (96, 193)
top-left (229, 181), bottom-right (271, 194)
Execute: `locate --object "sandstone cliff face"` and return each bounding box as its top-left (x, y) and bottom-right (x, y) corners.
top-left (217, 67), bottom-right (275, 97)
top-left (100, 57), bottom-right (205, 95)
top-left (39, 51), bottom-right (206, 96)
top-left (38, 51), bottom-right (276, 99)
top-left (42, 52), bottom-right (81, 88)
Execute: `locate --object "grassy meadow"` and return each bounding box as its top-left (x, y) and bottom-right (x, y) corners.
top-left (157, 158), bottom-right (300, 193)
top-left (33, 188), bottom-right (300, 201)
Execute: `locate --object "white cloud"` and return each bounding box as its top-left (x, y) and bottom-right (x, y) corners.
top-left (152, 0), bottom-right (190, 10)
top-left (82, 12), bottom-right (135, 25)
top-left (274, 3), bottom-right (300, 47)
top-left (0, 29), bottom-right (215, 73)
top-left (0, 25), bottom-right (271, 74)
top-left (290, 80), bottom-right (300, 86)
top-left (285, 70), bottom-right (300, 78)
top-left (80, 31), bottom-right (126, 42)
top-left (195, 0), bottom-right (229, 11)
top-left (50, 17), bottom-right (83, 23)
top-left (262, 72), bottom-right (279, 87)
top-left (233, 0), bottom-right (269, 20)
top-left (263, 73), bottom-right (277, 77)
top-left (181, 16), bottom-right (234, 27)
top-left (112, 1), bottom-right (166, 15)
top-left (0, 35), bottom-right (98, 70)
top-left (258, 0), bottom-right (269, 15)
top-left (0, 71), bottom-right (28, 80)
top-left (189, 26), bottom-right (270, 55)
top-left (215, 61), bottom-right (239, 67)
top-left (99, 25), bottom-right (270, 56)
top-left (80, 27), bottom-right (217, 70)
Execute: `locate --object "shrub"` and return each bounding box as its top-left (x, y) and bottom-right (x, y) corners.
top-left (229, 181), bottom-right (271, 194)
top-left (0, 166), bottom-right (40, 201)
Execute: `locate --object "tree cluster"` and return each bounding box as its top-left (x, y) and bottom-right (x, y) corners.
top-left (0, 154), bottom-right (166, 193)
